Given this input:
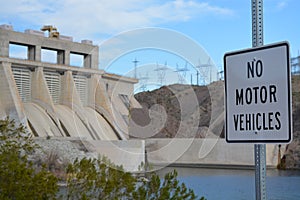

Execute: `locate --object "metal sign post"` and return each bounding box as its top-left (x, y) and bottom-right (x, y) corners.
top-left (252, 0), bottom-right (266, 199)
top-left (225, 0), bottom-right (292, 199)
top-left (254, 144), bottom-right (266, 199)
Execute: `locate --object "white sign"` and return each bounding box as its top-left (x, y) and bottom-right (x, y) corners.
top-left (224, 42), bottom-right (292, 143)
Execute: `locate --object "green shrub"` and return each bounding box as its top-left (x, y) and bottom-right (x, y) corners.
top-left (66, 156), bottom-right (203, 200)
top-left (0, 117), bottom-right (58, 200)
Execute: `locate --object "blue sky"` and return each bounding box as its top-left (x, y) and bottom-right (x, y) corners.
top-left (1, 0), bottom-right (299, 89)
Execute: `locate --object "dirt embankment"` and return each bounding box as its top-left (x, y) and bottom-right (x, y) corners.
top-left (130, 76), bottom-right (300, 169)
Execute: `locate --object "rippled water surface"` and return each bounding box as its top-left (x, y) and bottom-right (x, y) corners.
top-left (158, 167), bottom-right (300, 200)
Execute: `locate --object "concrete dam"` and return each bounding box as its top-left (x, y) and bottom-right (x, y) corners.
top-left (0, 25), bottom-right (141, 140)
top-left (0, 25), bottom-right (282, 171)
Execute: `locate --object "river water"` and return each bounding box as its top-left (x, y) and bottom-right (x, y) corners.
top-left (158, 167), bottom-right (300, 200)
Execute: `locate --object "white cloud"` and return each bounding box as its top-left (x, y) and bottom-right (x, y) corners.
top-left (276, 1), bottom-right (288, 10)
top-left (0, 0), bottom-right (234, 41)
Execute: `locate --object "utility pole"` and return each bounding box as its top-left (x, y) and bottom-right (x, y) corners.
top-left (133, 58), bottom-right (139, 79)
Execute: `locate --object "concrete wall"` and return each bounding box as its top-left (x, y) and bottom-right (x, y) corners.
top-left (145, 138), bottom-right (283, 170)
top-left (31, 137), bottom-right (282, 172)
top-left (86, 140), bottom-right (145, 172)
top-left (102, 73), bottom-right (139, 139)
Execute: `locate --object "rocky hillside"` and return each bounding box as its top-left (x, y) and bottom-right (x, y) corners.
top-left (130, 82), bottom-right (224, 138)
top-left (130, 76), bottom-right (300, 169)
top-left (285, 75), bottom-right (300, 169)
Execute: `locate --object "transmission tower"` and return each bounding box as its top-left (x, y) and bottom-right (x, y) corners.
top-left (175, 62), bottom-right (189, 84)
top-left (217, 70), bottom-right (224, 80)
top-left (291, 55), bottom-right (300, 75)
top-left (196, 58), bottom-right (213, 85)
top-left (155, 62), bottom-right (167, 86)
top-left (196, 70), bottom-right (200, 85)
top-left (138, 72), bottom-right (149, 92)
